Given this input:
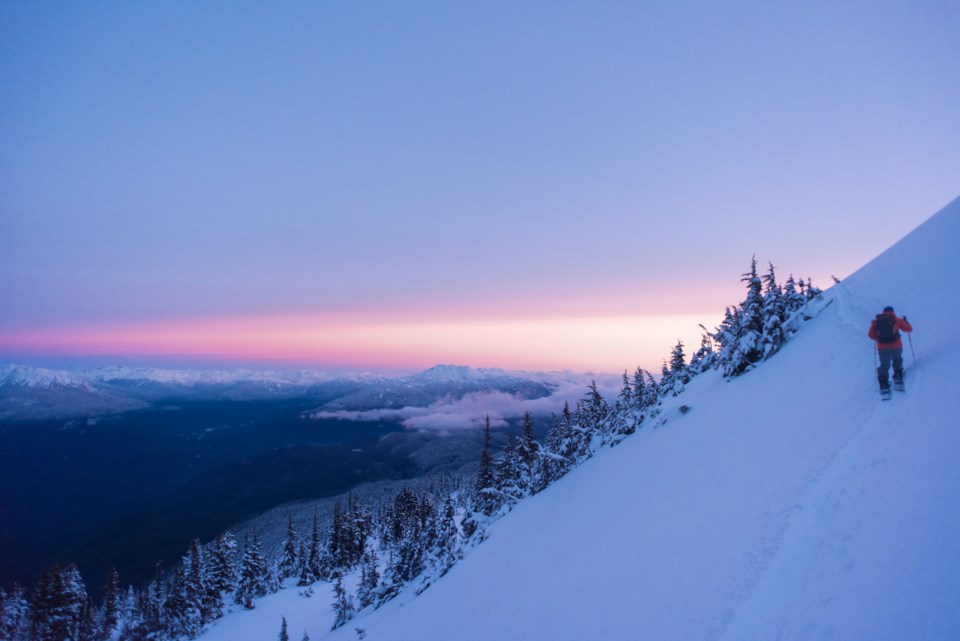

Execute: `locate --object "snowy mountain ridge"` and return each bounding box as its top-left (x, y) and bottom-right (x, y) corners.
top-left (0, 363), bottom-right (547, 390)
top-left (0, 364), bottom-right (96, 391)
top-left (0, 363), bottom-right (569, 421)
top-left (191, 197), bottom-right (960, 641)
top-left (401, 364), bottom-right (508, 384)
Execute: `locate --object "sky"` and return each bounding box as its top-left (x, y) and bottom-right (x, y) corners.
top-left (1, 1), bottom-right (958, 374)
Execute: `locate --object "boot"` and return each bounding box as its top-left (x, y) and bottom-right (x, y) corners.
top-left (878, 373), bottom-right (890, 391)
top-left (893, 367), bottom-right (905, 391)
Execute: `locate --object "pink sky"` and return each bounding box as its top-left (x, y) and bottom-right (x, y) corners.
top-left (0, 305), bottom-right (723, 374)
top-left (2, 3), bottom-right (955, 374)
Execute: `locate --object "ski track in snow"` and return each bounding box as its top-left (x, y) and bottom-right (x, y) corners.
top-left (719, 285), bottom-right (923, 641)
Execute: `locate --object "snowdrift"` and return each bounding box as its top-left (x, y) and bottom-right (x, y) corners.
top-left (201, 196), bottom-right (960, 641)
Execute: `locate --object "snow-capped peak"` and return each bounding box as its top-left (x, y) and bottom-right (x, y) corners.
top-left (402, 364), bottom-right (511, 385)
top-left (0, 364), bottom-right (95, 391)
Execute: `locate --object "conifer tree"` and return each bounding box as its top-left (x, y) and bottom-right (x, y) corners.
top-left (277, 514), bottom-right (300, 581)
top-left (713, 306), bottom-right (741, 367)
top-left (429, 495), bottom-right (462, 578)
top-left (1, 584), bottom-right (29, 641)
top-left (356, 546), bottom-right (380, 610)
top-left (608, 371), bottom-right (641, 440)
top-left (116, 586), bottom-right (139, 641)
top-left (99, 568), bottom-right (122, 641)
top-left (347, 498), bottom-right (373, 570)
top-left (389, 515), bottom-right (428, 584)
top-left (516, 411), bottom-right (543, 493)
top-left (299, 511), bottom-right (322, 586)
top-left (802, 276), bottom-right (823, 300)
top-left (472, 416), bottom-right (497, 516)
top-left (631, 368), bottom-right (649, 411)
top-left (643, 370), bottom-right (660, 407)
top-left (235, 529), bottom-right (272, 609)
top-left (279, 616), bottom-right (290, 641)
top-left (493, 433), bottom-right (521, 506)
top-left (688, 326), bottom-right (717, 375)
top-left (78, 596), bottom-right (96, 641)
top-left (328, 501), bottom-right (347, 569)
top-left (660, 340), bottom-right (689, 397)
top-left (208, 532), bottom-right (238, 597)
top-left (164, 562), bottom-right (190, 638)
top-left (723, 256), bottom-right (765, 376)
top-left (330, 574), bottom-right (355, 630)
top-left (30, 563), bottom-right (88, 641)
top-left (543, 402), bottom-right (577, 483)
top-left (783, 274), bottom-right (807, 313)
top-left (145, 563), bottom-right (167, 637)
top-left (577, 381), bottom-right (610, 436)
top-left (761, 262), bottom-right (786, 358)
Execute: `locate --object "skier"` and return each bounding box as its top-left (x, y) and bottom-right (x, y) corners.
top-left (868, 306), bottom-right (913, 398)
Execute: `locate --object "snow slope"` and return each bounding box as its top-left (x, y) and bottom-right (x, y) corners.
top-left (198, 196), bottom-right (960, 641)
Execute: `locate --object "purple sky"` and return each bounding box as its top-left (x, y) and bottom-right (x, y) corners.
top-left (1, 1), bottom-right (957, 373)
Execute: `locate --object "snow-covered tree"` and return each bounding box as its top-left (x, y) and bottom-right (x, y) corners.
top-left (356, 546), bottom-right (380, 610)
top-left (30, 563), bottom-right (87, 641)
top-left (235, 530), bottom-right (273, 609)
top-left (330, 574), bottom-right (355, 630)
top-left (277, 514), bottom-right (300, 581)
top-left (428, 495), bottom-right (462, 577)
top-left (721, 256), bottom-right (765, 376)
top-left (163, 562), bottom-right (190, 638)
top-left (98, 567), bottom-right (122, 641)
top-left (542, 402), bottom-right (578, 484)
top-left (688, 326), bottom-right (717, 375)
top-left (78, 596), bottom-right (96, 641)
top-left (515, 412), bottom-right (542, 494)
top-left (299, 511), bottom-right (323, 586)
top-left (783, 274), bottom-right (807, 314)
top-left (1, 584), bottom-right (30, 641)
top-left (207, 531), bottom-right (238, 597)
top-left (494, 433), bottom-right (521, 507)
top-left (659, 341), bottom-right (689, 397)
top-left (577, 381), bottom-right (610, 439)
top-left (472, 416), bottom-right (498, 516)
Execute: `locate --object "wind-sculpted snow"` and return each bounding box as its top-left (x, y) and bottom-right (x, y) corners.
top-left (192, 198), bottom-right (960, 641)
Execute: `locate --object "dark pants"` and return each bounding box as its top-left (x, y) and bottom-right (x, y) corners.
top-left (877, 347), bottom-right (904, 390)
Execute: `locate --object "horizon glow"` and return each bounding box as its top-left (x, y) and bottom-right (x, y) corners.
top-left (0, 310), bottom-right (719, 374)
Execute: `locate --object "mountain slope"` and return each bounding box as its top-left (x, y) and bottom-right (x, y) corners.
top-left (200, 196), bottom-right (960, 641)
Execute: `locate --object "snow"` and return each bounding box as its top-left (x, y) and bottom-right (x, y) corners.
top-left (0, 364), bottom-right (94, 390)
top-left (77, 366), bottom-right (344, 387)
top-left (196, 196), bottom-right (960, 641)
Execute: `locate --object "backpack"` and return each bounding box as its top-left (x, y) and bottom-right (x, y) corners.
top-left (874, 314), bottom-right (900, 344)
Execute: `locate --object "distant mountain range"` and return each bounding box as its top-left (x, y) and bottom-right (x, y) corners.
top-left (0, 364), bottom-right (557, 421)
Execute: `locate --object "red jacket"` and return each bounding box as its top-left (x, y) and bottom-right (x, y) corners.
top-left (868, 312), bottom-right (913, 350)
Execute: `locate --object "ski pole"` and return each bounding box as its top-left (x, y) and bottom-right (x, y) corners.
top-left (904, 315), bottom-right (917, 365)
